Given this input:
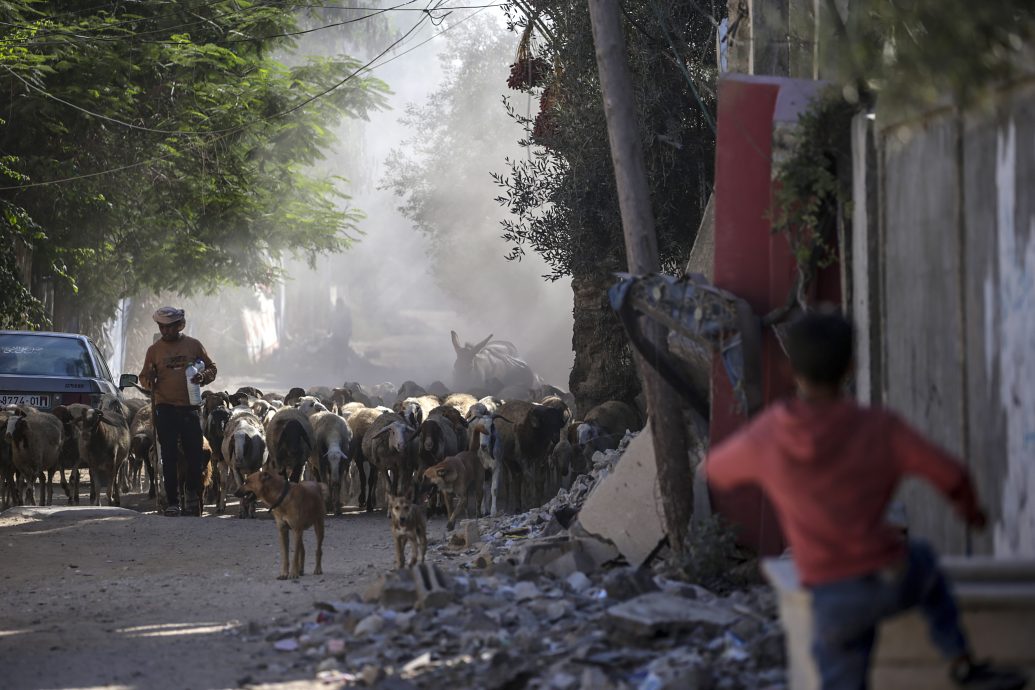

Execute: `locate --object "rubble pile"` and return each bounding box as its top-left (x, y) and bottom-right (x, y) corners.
top-left (239, 432), bottom-right (787, 689)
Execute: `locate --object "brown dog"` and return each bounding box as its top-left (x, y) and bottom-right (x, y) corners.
top-left (388, 495), bottom-right (427, 568)
top-left (422, 450), bottom-right (483, 530)
top-left (238, 470), bottom-right (326, 580)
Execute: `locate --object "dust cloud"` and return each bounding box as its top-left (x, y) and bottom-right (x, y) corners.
top-left (127, 6), bottom-right (574, 394)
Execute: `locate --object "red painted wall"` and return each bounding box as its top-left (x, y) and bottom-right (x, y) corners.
top-left (709, 74), bottom-right (837, 556)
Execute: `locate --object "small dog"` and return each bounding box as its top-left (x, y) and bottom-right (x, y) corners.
top-left (422, 450), bottom-right (483, 530)
top-left (388, 494), bottom-right (427, 568)
top-left (237, 470), bottom-right (326, 580)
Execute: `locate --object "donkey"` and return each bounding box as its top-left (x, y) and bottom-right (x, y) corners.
top-left (450, 331), bottom-right (540, 395)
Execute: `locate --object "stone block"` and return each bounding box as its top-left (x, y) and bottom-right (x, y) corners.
top-left (578, 428), bottom-right (666, 566)
top-left (762, 556), bottom-right (1035, 690)
top-left (363, 570), bottom-right (418, 610)
top-left (412, 563), bottom-right (453, 610)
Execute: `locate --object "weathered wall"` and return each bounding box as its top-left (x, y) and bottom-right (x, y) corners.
top-left (860, 80), bottom-right (1035, 556)
top-left (969, 97), bottom-right (1035, 558)
top-left (879, 115), bottom-right (968, 554)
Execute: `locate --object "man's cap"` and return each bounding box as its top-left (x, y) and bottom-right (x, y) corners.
top-left (152, 306), bottom-right (185, 325)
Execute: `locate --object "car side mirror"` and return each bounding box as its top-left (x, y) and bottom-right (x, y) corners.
top-left (119, 374), bottom-right (138, 390)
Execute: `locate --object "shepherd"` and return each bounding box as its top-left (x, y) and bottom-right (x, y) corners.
top-left (138, 306), bottom-right (217, 517)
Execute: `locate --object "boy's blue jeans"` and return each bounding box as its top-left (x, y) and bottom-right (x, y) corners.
top-left (809, 540), bottom-right (969, 690)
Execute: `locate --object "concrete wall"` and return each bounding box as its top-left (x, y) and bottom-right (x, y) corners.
top-left (859, 79), bottom-right (1035, 556)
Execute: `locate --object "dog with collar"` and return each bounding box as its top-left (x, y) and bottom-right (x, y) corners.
top-left (237, 470), bottom-right (326, 580)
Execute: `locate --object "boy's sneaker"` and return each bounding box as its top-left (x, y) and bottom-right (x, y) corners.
top-left (951, 660), bottom-right (1028, 690)
top-left (163, 505), bottom-right (181, 517)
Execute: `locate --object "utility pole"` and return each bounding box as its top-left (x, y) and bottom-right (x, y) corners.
top-left (587, 0), bottom-right (694, 555)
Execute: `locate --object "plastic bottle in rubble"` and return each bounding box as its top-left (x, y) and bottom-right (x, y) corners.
top-left (185, 359), bottom-right (205, 406)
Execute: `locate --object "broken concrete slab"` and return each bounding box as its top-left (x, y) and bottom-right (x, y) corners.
top-left (606, 592), bottom-right (739, 637)
top-left (522, 535), bottom-right (621, 578)
top-left (412, 563), bottom-right (453, 610)
top-left (363, 570), bottom-right (418, 610)
top-left (579, 427), bottom-right (666, 567)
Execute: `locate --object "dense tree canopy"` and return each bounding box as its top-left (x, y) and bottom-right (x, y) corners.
top-left (0, 0), bottom-right (390, 335)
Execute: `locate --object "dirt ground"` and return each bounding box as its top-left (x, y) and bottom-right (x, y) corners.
top-left (0, 486), bottom-right (449, 690)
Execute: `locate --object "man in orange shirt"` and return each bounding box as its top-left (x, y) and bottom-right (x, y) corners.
top-left (707, 312), bottom-right (1026, 690)
top-left (139, 307), bottom-right (217, 517)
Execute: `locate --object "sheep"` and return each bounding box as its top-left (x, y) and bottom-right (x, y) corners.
top-left (465, 396), bottom-right (503, 421)
top-left (418, 406), bottom-right (467, 471)
top-left (574, 400), bottom-right (641, 449)
top-left (338, 401), bottom-right (367, 419)
top-left (250, 398), bottom-right (278, 425)
top-left (0, 407), bottom-right (16, 507)
top-left (362, 412), bottom-right (418, 502)
top-left (265, 406), bottom-right (314, 483)
top-left (443, 393), bottom-right (478, 418)
top-left (395, 395), bottom-right (440, 429)
top-left (282, 387), bottom-right (307, 407)
top-left (305, 386), bottom-right (334, 408)
top-left (221, 406), bottom-right (267, 517)
top-left (127, 405), bottom-right (158, 499)
top-left (466, 412), bottom-right (509, 516)
top-left (297, 395), bottom-right (329, 418)
top-left (346, 407), bottom-right (385, 511)
top-left (4, 405), bottom-right (64, 506)
top-left (394, 381), bottom-right (427, 403)
top-left (308, 411), bottom-right (352, 515)
top-left (492, 400), bottom-right (567, 513)
top-left (55, 403), bottom-right (129, 507)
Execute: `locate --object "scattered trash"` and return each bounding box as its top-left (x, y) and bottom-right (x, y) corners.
top-left (243, 429), bottom-right (785, 689)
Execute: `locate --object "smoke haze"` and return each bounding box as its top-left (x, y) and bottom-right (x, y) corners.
top-left (124, 6), bottom-right (574, 395)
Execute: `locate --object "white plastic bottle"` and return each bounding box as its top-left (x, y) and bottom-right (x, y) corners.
top-left (185, 359), bottom-right (204, 406)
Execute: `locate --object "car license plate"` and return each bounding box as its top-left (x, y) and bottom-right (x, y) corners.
top-left (0, 393), bottom-right (51, 408)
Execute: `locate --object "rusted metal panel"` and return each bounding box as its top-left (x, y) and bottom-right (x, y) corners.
top-left (880, 118), bottom-right (968, 555)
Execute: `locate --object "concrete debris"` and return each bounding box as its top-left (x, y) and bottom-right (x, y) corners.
top-left (239, 429), bottom-right (785, 690)
top-left (606, 592), bottom-right (740, 638)
top-left (579, 428), bottom-right (668, 567)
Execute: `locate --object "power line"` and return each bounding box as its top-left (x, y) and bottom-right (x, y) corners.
top-left (1, 1), bottom-right (447, 137)
top-left (0, 1), bottom-right (455, 190)
top-left (0, 1), bottom-right (506, 46)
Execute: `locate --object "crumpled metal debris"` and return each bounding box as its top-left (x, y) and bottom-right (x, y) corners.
top-left (609, 272), bottom-right (763, 417)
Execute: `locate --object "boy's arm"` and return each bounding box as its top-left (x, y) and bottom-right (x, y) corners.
top-left (890, 414), bottom-right (986, 527)
top-left (706, 428), bottom-right (763, 491)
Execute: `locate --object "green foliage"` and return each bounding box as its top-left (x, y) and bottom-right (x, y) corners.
top-left (495, 0), bottom-right (717, 281)
top-left (771, 89), bottom-right (855, 298)
top-left (0, 0), bottom-right (389, 335)
top-left (670, 514), bottom-right (743, 593)
top-left (829, 0), bottom-right (1035, 108)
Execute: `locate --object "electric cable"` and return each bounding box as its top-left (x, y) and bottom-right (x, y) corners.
top-left (0, 0), bottom-right (477, 190)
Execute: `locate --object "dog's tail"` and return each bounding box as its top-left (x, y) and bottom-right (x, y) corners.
top-left (318, 482), bottom-right (329, 502)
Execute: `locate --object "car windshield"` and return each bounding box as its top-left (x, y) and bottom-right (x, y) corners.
top-left (0, 334), bottom-right (95, 377)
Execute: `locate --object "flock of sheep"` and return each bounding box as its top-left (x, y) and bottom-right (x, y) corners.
top-left (0, 379), bottom-right (643, 522)
top-left (0, 333), bottom-right (643, 520)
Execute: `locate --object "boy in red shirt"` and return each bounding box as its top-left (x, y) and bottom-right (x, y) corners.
top-left (707, 312), bottom-right (1026, 690)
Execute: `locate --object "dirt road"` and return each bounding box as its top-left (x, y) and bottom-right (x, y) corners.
top-left (0, 491), bottom-right (444, 690)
